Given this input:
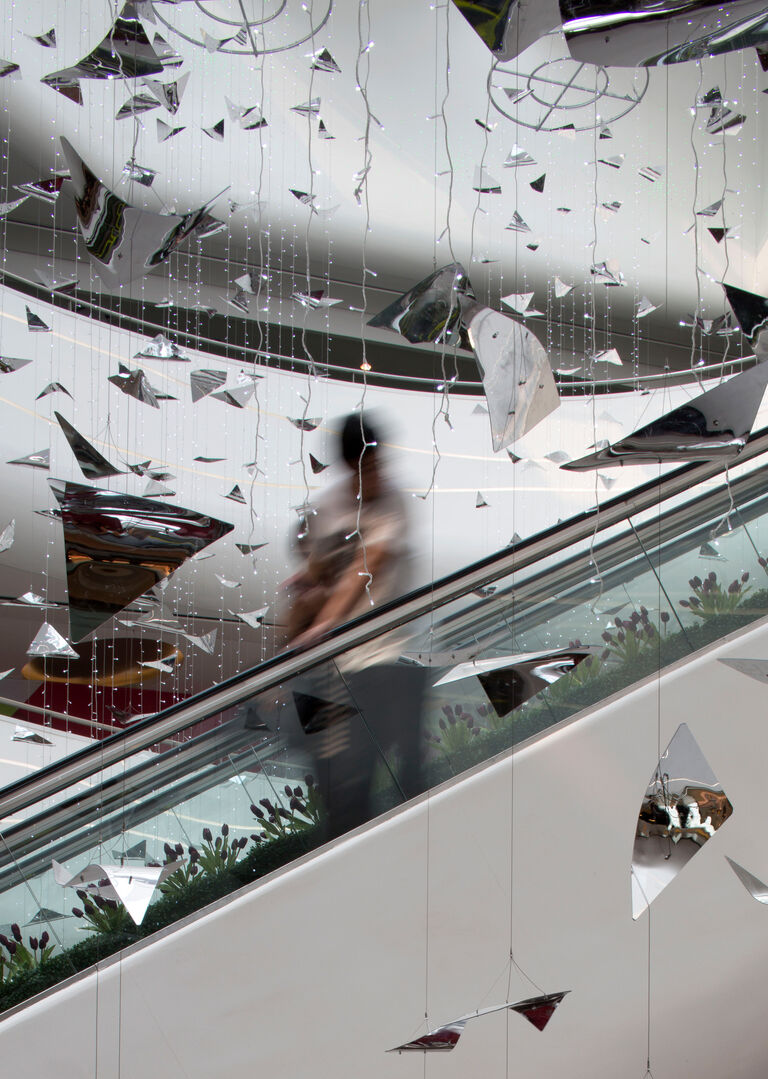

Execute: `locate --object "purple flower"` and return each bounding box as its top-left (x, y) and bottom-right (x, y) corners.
top-left (728, 580), bottom-right (739, 594)
top-left (290, 797), bottom-right (302, 811)
top-left (72, 907), bottom-right (84, 918)
top-left (76, 889), bottom-right (88, 902)
top-left (0, 934), bottom-right (8, 948)
top-left (708, 571), bottom-right (717, 583)
top-left (284, 785), bottom-right (293, 797)
top-left (189, 847), bottom-right (200, 863)
top-left (7, 941), bottom-right (16, 956)
top-left (680, 600), bottom-right (690, 608)
top-left (304, 774), bottom-right (315, 787)
top-left (202, 827), bottom-right (213, 842)
top-left (163, 842), bottom-right (174, 858)
top-left (30, 937), bottom-right (38, 951)
top-left (251, 805), bottom-right (264, 819)
top-left (660, 611), bottom-right (670, 624)
top-left (601, 631), bottom-right (612, 643)
top-left (11, 924), bottom-right (21, 943)
top-left (174, 842), bottom-right (184, 856)
top-left (742, 571), bottom-right (750, 583)
top-left (294, 786), bottom-right (303, 798)
top-left (689, 596), bottom-right (701, 607)
top-left (439, 718), bottom-right (446, 731)
top-left (221, 823), bottom-right (229, 838)
top-left (238, 836), bottom-right (248, 849)
top-left (40, 932), bottom-right (49, 948)
top-left (759, 557), bottom-right (767, 568)
top-left (278, 807), bottom-right (292, 820)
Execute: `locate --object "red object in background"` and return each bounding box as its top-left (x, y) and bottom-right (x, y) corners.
top-left (24, 682), bottom-right (184, 740)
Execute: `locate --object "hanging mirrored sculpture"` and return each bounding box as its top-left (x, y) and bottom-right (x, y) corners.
top-left (27, 622), bottom-right (78, 659)
top-left (435, 647), bottom-right (598, 717)
top-left (723, 283), bottom-right (768, 359)
top-left (54, 412), bottom-right (123, 480)
top-left (26, 307), bottom-right (50, 332)
top-left (368, 263), bottom-right (473, 345)
top-left (53, 858), bottom-right (183, 926)
top-left (12, 725), bottom-right (53, 745)
top-left (726, 857), bottom-right (768, 903)
top-left (49, 479), bottom-right (234, 641)
top-left (450, 0), bottom-right (561, 62)
top-left (8, 449), bottom-right (49, 470)
top-left (459, 299), bottom-right (559, 451)
top-left (563, 362), bottom-right (768, 470)
top-left (631, 722), bottom-right (732, 919)
top-left (389, 992), bottom-right (569, 1053)
top-left (60, 137), bottom-right (224, 287)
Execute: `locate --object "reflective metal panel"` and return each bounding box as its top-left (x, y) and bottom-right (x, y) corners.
top-left (49, 479), bottom-right (234, 641)
top-left (461, 300), bottom-right (559, 451)
top-left (367, 263), bottom-right (473, 345)
top-left (60, 137), bottom-right (223, 287)
top-left (53, 857), bottom-right (183, 925)
top-left (631, 723), bottom-right (732, 919)
top-left (451, 0), bottom-right (561, 62)
top-left (563, 362), bottom-right (768, 469)
top-left (435, 647), bottom-right (598, 717)
top-left (726, 856), bottom-right (768, 903)
top-left (562, 0), bottom-right (768, 67)
top-left (723, 283), bottom-right (768, 360)
top-left (55, 412), bottom-right (122, 480)
top-left (42, 1), bottom-right (166, 95)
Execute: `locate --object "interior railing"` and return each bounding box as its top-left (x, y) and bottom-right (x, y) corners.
top-left (1, 430), bottom-right (768, 1013)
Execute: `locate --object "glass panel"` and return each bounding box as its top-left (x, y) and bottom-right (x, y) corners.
top-left (4, 455), bottom-right (768, 1010)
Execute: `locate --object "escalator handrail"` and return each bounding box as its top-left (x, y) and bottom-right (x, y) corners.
top-left (3, 425), bottom-right (768, 819)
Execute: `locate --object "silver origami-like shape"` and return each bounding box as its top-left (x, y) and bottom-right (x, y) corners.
top-left (0, 519), bottom-right (14, 553)
top-left (460, 299), bottom-right (559, 451)
top-left (53, 858), bottom-right (183, 925)
top-left (232, 606), bottom-right (269, 628)
top-left (563, 362), bottom-right (768, 470)
top-left (225, 485), bottom-right (246, 504)
top-left (111, 840), bottom-right (148, 862)
top-left (292, 289), bottom-right (341, 309)
top-left (8, 449), bottom-right (49, 470)
top-left (30, 28), bottom-right (56, 48)
top-left (0, 356), bottom-right (32, 374)
top-left (157, 118), bottom-right (185, 141)
top-left (0, 59), bottom-right (20, 78)
top-left (434, 647), bottom-right (598, 717)
top-left (0, 195), bottom-right (29, 217)
top-left (144, 72), bottom-right (190, 114)
top-left (135, 334), bottom-right (189, 361)
top-left (310, 47), bottom-right (341, 73)
top-left (389, 993), bottom-right (569, 1052)
top-left (451, 0), bottom-right (561, 62)
top-left (309, 453), bottom-right (328, 474)
top-left (13, 725), bottom-right (53, 745)
top-left (108, 366), bottom-right (163, 408)
top-left (504, 144), bottom-right (536, 167)
top-left (60, 137), bottom-right (222, 286)
top-left (235, 542), bottom-right (267, 555)
top-left (368, 263), bottom-right (473, 345)
top-left (211, 383), bottom-right (254, 408)
top-left (27, 622), bottom-right (78, 659)
top-left (42, 2), bottom-right (165, 97)
top-left (15, 176), bottom-right (65, 203)
top-left (116, 92), bottom-right (160, 120)
top-left (288, 416), bottom-right (321, 431)
top-left (26, 907), bottom-right (68, 925)
top-left (562, 0), bottom-right (768, 67)
top-left (49, 478), bottom-right (234, 641)
top-left (55, 412), bottom-right (122, 480)
top-left (632, 723), bottom-right (732, 919)
top-left (723, 283), bottom-right (768, 359)
top-left (33, 268), bottom-right (79, 293)
top-left (726, 857), bottom-right (768, 903)
top-left (718, 657), bottom-right (768, 685)
top-left (121, 160), bottom-right (157, 188)
top-left (190, 369), bottom-right (227, 403)
top-left (203, 119), bottom-right (225, 141)
top-left (143, 479), bottom-right (175, 499)
top-left (26, 307), bottom-right (50, 332)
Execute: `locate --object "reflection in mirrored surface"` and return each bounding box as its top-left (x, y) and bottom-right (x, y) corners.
top-left (563, 362), bottom-right (768, 470)
top-left (561, 0), bottom-right (768, 67)
top-left (50, 479), bottom-right (234, 641)
top-left (60, 137), bottom-right (224, 286)
top-left (368, 263), bottom-right (473, 345)
top-left (434, 647), bottom-right (599, 717)
top-left (631, 722), bottom-right (732, 919)
top-left (461, 300), bottom-right (559, 451)
top-left (54, 412), bottom-right (122, 479)
top-left (724, 283), bottom-right (768, 359)
top-left (726, 856), bottom-right (768, 903)
top-left (451, 0), bottom-right (560, 62)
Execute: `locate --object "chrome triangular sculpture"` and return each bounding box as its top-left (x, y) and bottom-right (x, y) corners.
top-left (368, 263), bottom-right (473, 345)
top-left (631, 723), bottom-right (732, 919)
top-left (49, 479), bottom-right (234, 641)
top-left (460, 298), bottom-right (559, 451)
top-left (55, 412), bottom-right (122, 479)
top-left (723, 283), bottom-right (768, 359)
top-left (726, 857), bottom-right (768, 903)
top-left (563, 362), bottom-right (768, 470)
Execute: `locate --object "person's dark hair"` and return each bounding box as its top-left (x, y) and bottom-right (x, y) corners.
top-left (340, 412), bottom-right (379, 468)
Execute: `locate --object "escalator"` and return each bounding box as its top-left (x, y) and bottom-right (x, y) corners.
top-left (1, 429), bottom-right (768, 1031)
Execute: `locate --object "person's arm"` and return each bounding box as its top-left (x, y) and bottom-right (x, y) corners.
top-left (290, 540), bottom-right (389, 647)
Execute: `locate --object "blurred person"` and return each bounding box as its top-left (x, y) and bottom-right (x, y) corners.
top-left (280, 411), bottom-right (428, 837)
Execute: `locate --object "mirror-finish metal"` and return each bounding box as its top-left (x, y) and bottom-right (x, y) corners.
top-left (389, 993), bottom-right (569, 1052)
top-left (49, 479), bottom-right (234, 642)
top-left (451, 0), bottom-right (561, 61)
top-left (563, 362), bottom-right (768, 469)
top-left (631, 722), bottom-right (732, 919)
top-left (367, 263), bottom-right (473, 345)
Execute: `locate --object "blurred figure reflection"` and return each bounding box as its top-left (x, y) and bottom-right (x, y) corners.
top-left (282, 411), bottom-right (427, 838)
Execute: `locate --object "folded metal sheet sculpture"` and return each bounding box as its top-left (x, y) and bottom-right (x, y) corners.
top-left (726, 857), bottom-right (768, 903)
top-left (190, 369), bottom-right (227, 402)
top-left (389, 993), bottom-right (569, 1052)
top-left (53, 858), bottom-right (183, 925)
top-left (450, 0), bottom-right (561, 62)
top-left (27, 622), bottom-right (78, 659)
top-left (60, 137), bottom-right (224, 286)
top-left (561, 0), bottom-right (768, 66)
top-left (460, 299), bottom-right (559, 451)
top-left (434, 648), bottom-right (598, 717)
top-left (718, 657), bottom-right (768, 684)
top-left (13, 725), bottom-right (53, 745)
top-left (55, 412), bottom-right (122, 480)
top-left (631, 723), bottom-right (732, 919)
top-left (49, 479), bottom-right (234, 641)
top-left (562, 362), bottom-right (768, 470)
top-left (8, 449), bottom-right (49, 470)
top-left (723, 283), bottom-right (768, 360)
top-left (368, 263), bottom-right (473, 345)
top-left (42, 1), bottom-right (166, 97)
